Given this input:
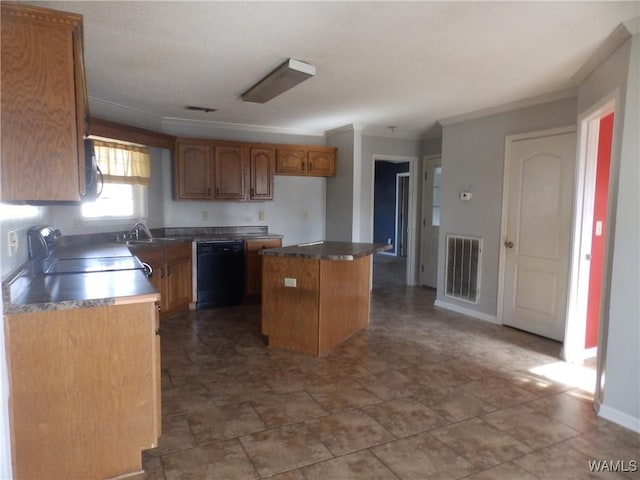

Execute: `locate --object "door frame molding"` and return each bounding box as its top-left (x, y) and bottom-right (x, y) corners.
top-left (371, 155), bottom-right (419, 285)
top-left (496, 125), bottom-right (577, 327)
top-left (565, 94), bottom-right (617, 364)
top-left (395, 172), bottom-right (410, 257)
top-left (420, 154), bottom-right (441, 287)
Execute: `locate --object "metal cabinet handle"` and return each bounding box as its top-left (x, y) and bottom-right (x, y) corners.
top-left (167, 266), bottom-right (172, 277)
top-left (504, 240), bottom-right (514, 248)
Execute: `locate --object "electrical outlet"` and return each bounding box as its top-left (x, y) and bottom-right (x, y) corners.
top-left (387, 238), bottom-right (392, 245)
top-left (284, 277), bottom-right (297, 288)
top-left (258, 211), bottom-right (265, 221)
top-left (302, 211), bottom-right (309, 221)
top-left (201, 210), bottom-right (209, 221)
top-left (8, 230), bottom-right (18, 257)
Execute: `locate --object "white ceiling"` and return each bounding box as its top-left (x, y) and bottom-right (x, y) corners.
top-left (31, 1), bottom-right (639, 138)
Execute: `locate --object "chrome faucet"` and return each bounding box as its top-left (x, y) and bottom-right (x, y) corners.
top-left (129, 221), bottom-right (154, 241)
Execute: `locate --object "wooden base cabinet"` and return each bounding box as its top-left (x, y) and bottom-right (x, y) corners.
top-left (245, 238), bottom-right (282, 299)
top-left (4, 300), bottom-right (160, 479)
top-left (136, 243), bottom-right (193, 318)
top-left (261, 254), bottom-right (371, 356)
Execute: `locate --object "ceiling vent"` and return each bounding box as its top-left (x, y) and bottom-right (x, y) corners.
top-left (185, 105), bottom-right (217, 113)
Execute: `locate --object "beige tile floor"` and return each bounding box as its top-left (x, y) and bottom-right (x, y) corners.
top-left (139, 281), bottom-right (639, 479)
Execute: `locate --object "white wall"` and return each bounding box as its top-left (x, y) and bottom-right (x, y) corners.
top-left (0, 204), bottom-right (49, 278)
top-left (578, 33), bottom-right (640, 431)
top-left (326, 129), bottom-right (357, 242)
top-left (604, 33), bottom-right (640, 430)
top-left (438, 97), bottom-right (578, 319)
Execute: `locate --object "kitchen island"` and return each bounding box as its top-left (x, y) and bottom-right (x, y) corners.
top-left (260, 241), bottom-right (390, 356)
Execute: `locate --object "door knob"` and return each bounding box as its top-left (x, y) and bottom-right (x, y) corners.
top-left (504, 240), bottom-right (514, 248)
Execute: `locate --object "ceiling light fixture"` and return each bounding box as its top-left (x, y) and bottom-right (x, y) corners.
top-left (186, 105), bottom-right (217, 113)
top-left (242, 58), bottom-right (316, 104)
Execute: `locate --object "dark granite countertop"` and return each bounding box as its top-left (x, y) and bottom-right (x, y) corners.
top-left (3, 226), bottom-right (283, 314)
top-left (6, 270), bottom-right (159, 314)
top-left (259, 241), bottom-right (391, 260)
top-left (3, 243), bottom-right (159, 314)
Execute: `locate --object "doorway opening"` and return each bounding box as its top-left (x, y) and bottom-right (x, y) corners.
top-left (371, 155), bottom-right (418, 287)
top-left (565, 96), bottom-right (617, 368)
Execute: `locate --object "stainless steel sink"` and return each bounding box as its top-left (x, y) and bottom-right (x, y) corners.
top-left (119, 237), bottom-right (183, 246)
top-left (120, 238), bottom-right (157, 245)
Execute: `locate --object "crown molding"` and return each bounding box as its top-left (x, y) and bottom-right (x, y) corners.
top-left (439, 87), bottom-right (578, 127)
top-left (89, 97), bottom-right (327, 138)
top-left (623, 17), bottom-right (639, 35)
top-left (572, 23), bottom-right (632, 85)
top-left (361, 126), bottom-right (421, 140)
top-left (161, 116), bottom-right (326, 138)
top-left (326, 123), bottom-right (365, 137)
top-left (88, 97), bottom-right (163, 130)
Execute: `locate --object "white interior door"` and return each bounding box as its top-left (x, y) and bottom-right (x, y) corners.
top-left (502, 131), bottom-right (576, 341)
top-left (420, 156), bottom-right (441, 288)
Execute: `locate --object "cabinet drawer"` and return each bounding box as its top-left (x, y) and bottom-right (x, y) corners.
top-left (246, 238), bottom-right (282, 253)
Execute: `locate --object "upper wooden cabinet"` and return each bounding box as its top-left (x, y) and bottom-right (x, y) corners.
top-left (250, 147), bottom-right (275, 200)
top-left (214, 145), bottom-right (245, 200)
top-left (1, 4), bottom-right (89, 202)
top-left (174, 139), bottom-right (275, 201)
top-left (275, 146), bottom-right (336, 177)
top-left (275, 148), bottom-right (307, 175)
top-left (176, 143), bottom-right (212, 198)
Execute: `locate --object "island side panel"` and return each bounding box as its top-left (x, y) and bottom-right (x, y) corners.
top-left (261, 255), bottom-right (320, 355)
top-left (318, 255), bottom-right (372, 355)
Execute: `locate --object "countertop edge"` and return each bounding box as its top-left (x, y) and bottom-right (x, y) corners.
top-left (260, 242), bottom-right (391, 260)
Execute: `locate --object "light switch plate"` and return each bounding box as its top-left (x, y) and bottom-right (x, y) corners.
top-left (8, 230), bottom-right (18, 256)
top-left (284, 277), bottom-right (297, 288)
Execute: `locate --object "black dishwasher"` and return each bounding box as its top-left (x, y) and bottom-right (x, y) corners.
top-left (196, 241), bottom-right (245, 309)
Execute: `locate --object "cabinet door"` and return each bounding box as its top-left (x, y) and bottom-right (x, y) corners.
top-left (175, 143), bottom-right (212, 199)
top-left (1, 5), bottom-right (87, 202)
top-left (250, 147), bottom-right (274, 200)
top-left (164, 243), bottom-right (192, 315)
top-left (5, 303), bottom-right (158, 479)
top-left (166, 257), bottom-right (193, 314)
top-left (245, 238), bottom-right (282, 297)
top-left (135, 248), bottom-right (168, 313)
top-left (276, 149), bottom-right (307, 175)
top-left (214, 145), bottom-right (245, 200)
top-left (308, 150), bottom-right (336, 176)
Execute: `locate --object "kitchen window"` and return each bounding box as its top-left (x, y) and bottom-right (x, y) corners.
top-left (82, 140), bottom-right (150, 219)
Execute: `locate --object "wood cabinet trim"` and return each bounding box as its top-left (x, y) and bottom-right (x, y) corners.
top-left (89, 117), bottom-right (176, 150)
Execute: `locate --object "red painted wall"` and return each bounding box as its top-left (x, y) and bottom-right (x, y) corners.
top-left (585, 113), bottom-right (614, 349)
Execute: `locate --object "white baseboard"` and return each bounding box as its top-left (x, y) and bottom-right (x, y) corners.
top-left (434, 299), bottom-right (499, 324)
top-left (598, 404), bottom-right (640, 433)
